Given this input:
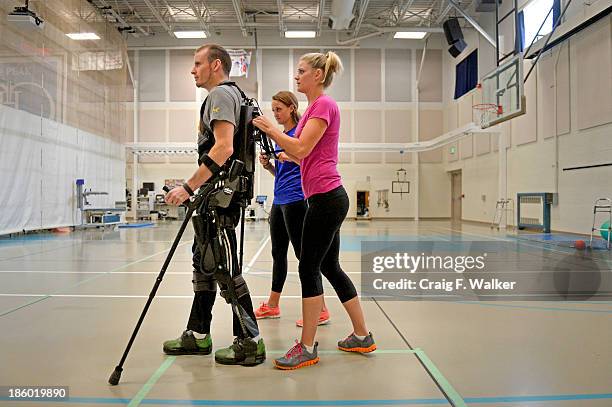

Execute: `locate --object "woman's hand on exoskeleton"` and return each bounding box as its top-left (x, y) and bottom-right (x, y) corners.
top-left (253, 115), bottom-right (278, 138)
top-left (276, 152), bottom-right (289, 163)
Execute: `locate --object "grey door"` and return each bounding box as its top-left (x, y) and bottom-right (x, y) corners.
top-left (451, 171), bottom-right (462, 221)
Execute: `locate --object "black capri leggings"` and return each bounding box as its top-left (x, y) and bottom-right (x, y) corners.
top-left (298, 185), bottom-right (357, 302)
top-left (269, 200), bottom-right (307, 293)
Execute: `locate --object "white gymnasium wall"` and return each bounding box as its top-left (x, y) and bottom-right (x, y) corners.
top-left (441, 7), bottom-right (612, 233)
top-left (419, 164), bottom-right (452, 218)
top-left (128, 43), bottom-right (447, 219)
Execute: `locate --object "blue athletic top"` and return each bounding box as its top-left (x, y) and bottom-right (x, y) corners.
top-left (273, 127), bottom-right (304, 205)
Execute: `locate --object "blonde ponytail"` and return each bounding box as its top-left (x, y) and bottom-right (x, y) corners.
top-left (300, 51), bottom-right (344, 88)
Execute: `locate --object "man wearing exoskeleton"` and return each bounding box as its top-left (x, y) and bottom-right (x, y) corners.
top-left (164, 44), bottom-right (266, 366)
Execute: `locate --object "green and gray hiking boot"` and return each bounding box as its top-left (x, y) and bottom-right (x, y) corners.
top-left (163, 330), bottom-right (212, 355)
top-left (338, 332), bottom-right (377, 353)
top-left (214, 337), bottom-right (266, 366)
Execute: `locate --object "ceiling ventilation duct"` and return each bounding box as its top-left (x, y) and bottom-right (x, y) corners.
top-left (328, 0), bottom-right (356, 30)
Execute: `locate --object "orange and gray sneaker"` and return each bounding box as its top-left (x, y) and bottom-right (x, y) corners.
top-left (254, 302), bottom-right (280, 319)
top-left (338, 332), bottom-right (376, 353)
top-left (274, 340), bottom-right (319, 370)
top-left (295, 308), bottom-right (330, 327)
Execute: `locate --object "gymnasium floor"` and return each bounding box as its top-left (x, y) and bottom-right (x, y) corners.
top-left (0, 220), bottom-right (611, 406)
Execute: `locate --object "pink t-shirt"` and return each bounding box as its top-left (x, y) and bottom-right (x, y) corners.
top-left (295, 95), bottom-right (342, 199)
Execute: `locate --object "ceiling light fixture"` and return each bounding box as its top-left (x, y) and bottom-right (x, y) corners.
top-left (394, 31), bottom-right (427, 39)
top-left (284, 31), bottom-right (316, 38)
top-left (66, 33), bottom-right (100, 40)
top-left (173, 31), bottom-right (207, 38)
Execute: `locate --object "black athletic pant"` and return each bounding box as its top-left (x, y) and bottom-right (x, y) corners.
top-left (298, 185), bottom-right (357, 302)
top-left (269, 200), bottom-right (308, 293)
top-left (187, 206), bottom-right (258, 338)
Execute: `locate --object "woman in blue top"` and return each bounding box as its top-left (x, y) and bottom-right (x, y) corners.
top-left (255, 91), bottom-right (329, 326)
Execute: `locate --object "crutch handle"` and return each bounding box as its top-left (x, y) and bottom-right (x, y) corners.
top-left (163, 186), bottom-right (191, 206)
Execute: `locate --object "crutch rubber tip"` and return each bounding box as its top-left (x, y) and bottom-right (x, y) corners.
top-left (108, 366), bottom-right (123, 386)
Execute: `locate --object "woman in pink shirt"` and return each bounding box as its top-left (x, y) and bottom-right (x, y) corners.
top-left (253, 51), bottom-right (376, 370)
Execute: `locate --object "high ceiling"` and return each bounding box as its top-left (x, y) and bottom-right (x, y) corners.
top-left (86, 0), bottom-right (478, 38)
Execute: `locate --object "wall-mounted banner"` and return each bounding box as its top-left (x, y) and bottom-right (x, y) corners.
top-left (228, 49), bottom-right (251, 78)
top-left (360, 241), bottom-right (612, 301)
top-left (0, 57), bottom-right (62, 120)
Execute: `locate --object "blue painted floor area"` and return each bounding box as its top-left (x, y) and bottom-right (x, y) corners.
top-left (516, 232), bottom-right (611, 250)
top-left (339, 234), bottom-right (451, 252)
top-left (517, 233), bottom-right (586, 242)
top-left (118, 222), bottom-right (155, 228)
top-left (0, 233), bottom-right (76, 244)
top-left (2, 393), bottom-right (612, 405)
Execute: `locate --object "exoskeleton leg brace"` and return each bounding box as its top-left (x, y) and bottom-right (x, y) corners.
top-left (191, 186), bottom-right (258, 339)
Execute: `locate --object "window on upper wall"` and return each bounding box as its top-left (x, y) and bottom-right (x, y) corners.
top-left (519, 0), bottom-right (561, 50)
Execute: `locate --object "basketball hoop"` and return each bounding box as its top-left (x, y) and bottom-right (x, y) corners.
top-left (475, 55), bottom-right (526, 128)
top-left (473, 103), bottom-right (503, 128)
top-left (392, 167), bottom-right (410, 199)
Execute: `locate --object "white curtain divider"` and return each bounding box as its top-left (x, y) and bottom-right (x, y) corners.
top-left (0, 105), bottom-right (125, 235)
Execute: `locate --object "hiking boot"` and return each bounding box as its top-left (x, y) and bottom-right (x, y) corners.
top-left (163, 330), bottom-right (212, 355)
top-left (254, 302), bottom-right (281, 319)
top-left (274, 341), bottom-right (319, 370)
top-left (337, 332), bottom-right (376, 353)
top-left (215, 337), bottom-right (266, 366)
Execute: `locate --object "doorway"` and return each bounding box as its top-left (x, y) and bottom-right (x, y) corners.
top-left (356, 190), bottom-right (370, 218)
top-left (450, 170), bottom-right (462, 222)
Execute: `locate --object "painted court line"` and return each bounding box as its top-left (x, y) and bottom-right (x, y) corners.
top-left (466, 393), bottom-right (612, 403)
top-left (0, 294), bottom-right (342, 299)
top-left (2, 393), bottom-right (611, 405)
top-left (128, 357), bottom-right (176, 407)
top-left (266, 349), bottom-right (418, 355)
top-left (0, 270), bottom-right (195, 275)
top-left (125, 234), bottom-right (271, 403)
top-left (0, 242), bottom-right (190, 317)
top-left (456, 301), bottom-right (612, 314)
top-left (371, 298), bottom-right (461, 406)
top-left (260, 264), bottom-right (612, 313)
top-left (0, 269), bottom-right (362, 275)
top-left (2, 293), bottom-right (612, 314)
top-left (244, 270), bottom-right (362, 275)
top-left (0, 242), bottom-right (81, 261)
top-left (431, 225), bottom-right (612, 267)
top-left (413, 349), bottom-right (466, 407)
top-left (242, 236), bottom-right (271, 273)
top-left (407, 227), bottom-right (612, 313)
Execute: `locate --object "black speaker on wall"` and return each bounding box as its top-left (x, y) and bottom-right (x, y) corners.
top-left (443, 18), bottom-right (463, 44)
top-left (448, 38), bottom-right (467, 57)
top-left (443, 18), bottom-right (467, 57)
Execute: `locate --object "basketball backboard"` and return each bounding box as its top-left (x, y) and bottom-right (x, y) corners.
top-left (477, 53), bottom-right (526, 128)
